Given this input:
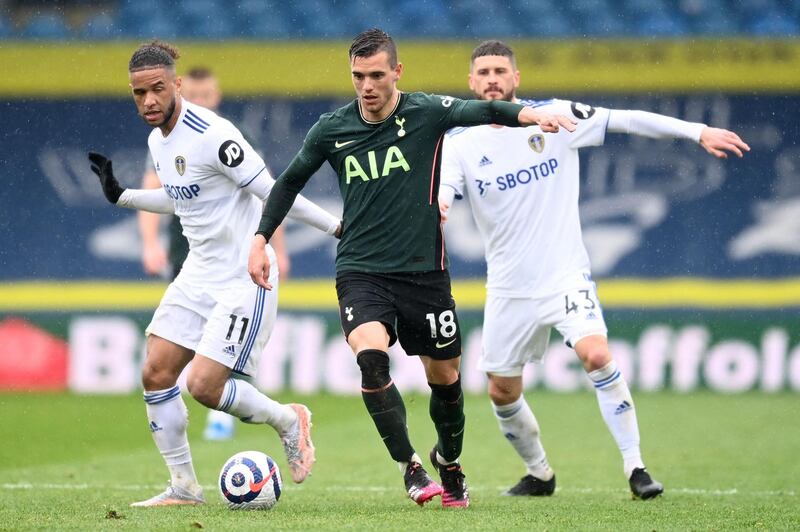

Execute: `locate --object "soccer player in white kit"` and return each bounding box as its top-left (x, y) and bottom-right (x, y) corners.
top-left (439, 40), bottom-right (749, 500)
top-left (89, 40), bottom-right (341, 507)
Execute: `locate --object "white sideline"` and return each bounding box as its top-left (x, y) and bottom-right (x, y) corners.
top-left (0, 483), bottom-right (795, 497)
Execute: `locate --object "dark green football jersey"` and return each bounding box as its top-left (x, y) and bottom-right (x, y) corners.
top-left (258, 92), bottom-right (524, 273)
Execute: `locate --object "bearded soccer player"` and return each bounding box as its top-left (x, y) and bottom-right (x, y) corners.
top-left (89, 40), bottom-right (341, 506)
top-left (439, 40), bottom-right (749, 500)
top-left (247, 28), bottom-right (575, 508)
top-left (136, 66), bottom-right (291, 442)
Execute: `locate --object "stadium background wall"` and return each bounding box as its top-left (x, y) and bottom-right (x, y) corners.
top-left (0, 39), bottom-right (797, 393)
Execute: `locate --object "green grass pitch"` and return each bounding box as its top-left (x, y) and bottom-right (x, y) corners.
top-left (0, 392), bottom-right (797, 530)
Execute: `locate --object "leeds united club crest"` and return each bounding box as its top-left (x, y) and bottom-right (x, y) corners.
top-left (528, 134), bottom-right (545, 153)
top-left (174, 155), bottom-right (186, 176)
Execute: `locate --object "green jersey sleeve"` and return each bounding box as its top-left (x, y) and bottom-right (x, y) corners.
top-left (256, 120), bottom-right (327, 240)
top-left (431, 94), bottom-right (525, 129)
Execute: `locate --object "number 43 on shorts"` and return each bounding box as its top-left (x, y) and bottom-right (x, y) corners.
top-left (564, 289), bottom-right (598, 315)
top-left (425, 310), bottom-right (458, 339)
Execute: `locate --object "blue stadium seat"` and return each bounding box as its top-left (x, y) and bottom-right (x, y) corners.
top-left (80, 13), bottom-right (123, 40)
top-left (118, 0), bottom-right (163, 23)
top-left (178, 14), bottom-right (234, 39)
top-left (282, 0), bottom-right (352, 39)
top-left (124, 16), bottom-right (179, 40)
top-left (689, 13), bottom-right (740, 35)
top-left (20, 13), bottom-right (71, 39)
top-left (622, 0), bottom-right (668, 16)
top-left (393, 0), bottom-right (460, 38)
top-left (677, 0), bottom-right (740, 35)
top-left (564, 0), bottom-right (611, 18)
top-left (636, 11), bottom-right (689, 36)
top-left (747, 8), bottom-right (800, 35)
top-left (245, 10), bottom-right (292, 39)
top-left (580, 11), bottom-right (627, 36)
top-left (508, 0), bottom-right (558, 17)
top-left (0, 14), bottom-right (13, 38)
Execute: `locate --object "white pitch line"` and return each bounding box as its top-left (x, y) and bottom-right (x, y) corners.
top-left (1, 483), bottom-right (794, 497)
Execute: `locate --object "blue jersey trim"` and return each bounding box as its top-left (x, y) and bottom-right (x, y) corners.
top-left (182, 119), bottom-right (206, 134)
top-left (239, 166), bottom-right (266, 188)
top-left (185, 109), bottom-right (210, 127)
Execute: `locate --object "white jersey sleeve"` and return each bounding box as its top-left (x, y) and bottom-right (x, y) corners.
top-left (529, 98), bottom-right (610, 150)
top-left (206, 119), bottom-right (270, 188)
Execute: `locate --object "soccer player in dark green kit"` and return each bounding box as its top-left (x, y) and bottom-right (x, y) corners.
top-left (248, 28), bottom-right (575, 508)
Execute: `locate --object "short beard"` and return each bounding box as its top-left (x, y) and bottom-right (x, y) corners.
top-left (148, 96), bottom-right (177, 128)
top-left (475, 89), bottom-right (514, 102)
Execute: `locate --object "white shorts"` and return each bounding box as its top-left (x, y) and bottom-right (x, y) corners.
top-left (480, 273), bottom-right (608, 377)
top-left (146, 251), bottom-right (279, 377)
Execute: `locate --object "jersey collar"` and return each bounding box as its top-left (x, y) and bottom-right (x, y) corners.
top-left (357, 92), bottom-right (405, 126)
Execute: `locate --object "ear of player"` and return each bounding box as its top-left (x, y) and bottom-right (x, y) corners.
top-left (88, 152), bottom-right (126, 204)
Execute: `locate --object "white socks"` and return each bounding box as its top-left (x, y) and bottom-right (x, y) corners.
top-left (217, 378), bottom-right (296, 434)
top-left (143, 386), bottom-right (200, 493)
top-left (492, 396), bottom-right (553, 481)
top-left (588, 361), bottom-right (645, 478)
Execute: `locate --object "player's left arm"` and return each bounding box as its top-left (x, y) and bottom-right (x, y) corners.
top-left (443, 97), bottom-right (575, 133)
top-left (607, 110), bottom-right (750, 158)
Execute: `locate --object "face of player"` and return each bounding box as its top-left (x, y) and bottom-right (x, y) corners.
top-left (181, 76), bottom-right (222, 111)
top-left (469, 55), bottom-right (520, 102)
top-left (351, 51), bottom-right (403, 121)
top-left (129, 67), bottom-right (182, 131)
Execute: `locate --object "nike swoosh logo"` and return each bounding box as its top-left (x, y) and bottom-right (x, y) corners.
top-left (334, 140), bottom-right (356, 148)
top-left (249, 477), bottom-right (268, 492)
top-left (435, 338), bottom-right (457, 348)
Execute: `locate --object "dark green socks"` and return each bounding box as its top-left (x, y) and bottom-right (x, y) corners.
top-left (356, 349), bottom-right (415, 462)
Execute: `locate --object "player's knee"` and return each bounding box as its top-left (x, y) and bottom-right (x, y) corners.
top-left (141, 359), bottom-right (177, 391)
top-left (186, 373), bottom-right (222, 409)
top-left (429, 374), bottom-right (462, 402)
top-left (487, 378), bottom-right (521, 405)
top-left (356, 349), bottom-right (391, 390)
top-left (488, 385), bottom-right (518, 405)
top-left (582, 349), bottom-right (612, 372)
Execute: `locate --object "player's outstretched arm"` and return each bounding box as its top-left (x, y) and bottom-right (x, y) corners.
top-left (248, 234), bottom-right (273, 290)
top-left (518, 107), bottom-right (577, 133)
top-left (88, 152), bottom-right (174, 213)
top-left (606, 110), bottom-right (750, 159)
top-left (699, 127), bottom-right (750, 159)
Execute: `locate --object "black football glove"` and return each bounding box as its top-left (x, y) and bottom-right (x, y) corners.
top-left (88, 152), bottom-right (125, 204)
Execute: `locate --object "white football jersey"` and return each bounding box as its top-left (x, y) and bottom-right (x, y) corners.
top-left (441, 98), bottom-right (610, 298)
top-left (148, 99), bottom-right (270, 284)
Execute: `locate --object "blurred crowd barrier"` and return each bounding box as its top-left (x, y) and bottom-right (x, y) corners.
top-left (1, 310), bottom-right (798, 393)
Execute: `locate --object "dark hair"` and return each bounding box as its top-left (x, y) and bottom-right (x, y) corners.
top-left (185, 66), bottom-right (214, 80)
top-left (471, 40), bottom-right (516, 68)
top-left (349, 28), bottom-right (398, 67)
top-left (128, 39), bottom-right (180, 73)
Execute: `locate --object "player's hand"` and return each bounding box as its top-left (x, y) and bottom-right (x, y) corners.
top-left (334, 221), bottom-right (343, 239)
top-left (142, 241), bottom-right (168, 276)
top-left (520, 108), bottom-right (577, 133)
top-left (248, 234), bottom-right (273, 290)
top-left (439, 201), bottom-right (450, 223)
top-left (88, 152), bottom-right (125, 204)
top-left (699, 127), bottom-right (750, 159)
